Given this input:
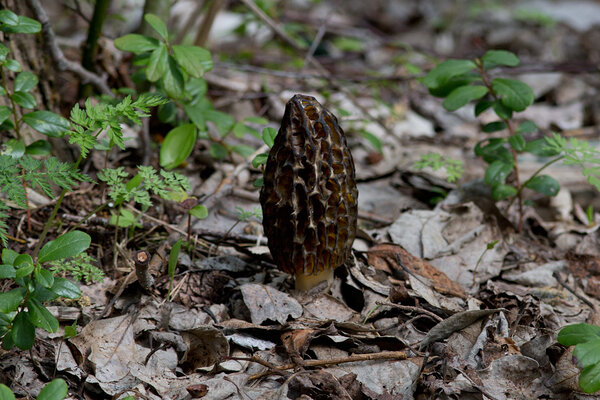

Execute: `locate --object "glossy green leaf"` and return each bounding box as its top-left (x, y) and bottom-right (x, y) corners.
top-left (12, 311), bottom-right (35, 350)
top-left (525, 175), bottom-right (560, 196)
top-left (37, 379), bottom-right (68, 400)
top-left (15, 264), bottom-right (34, 278)
top-left (11, 91), bottom-right (35, 109)
top-left (168, 238), bottom-right (181, 278)
top-left (481, 50), bottom-right (520, 69)
top-left (474, 100), bottom-right (493, 116)
top-left (3, 59), bottom-right (20, 72)
top-left (114, 34), bottom-right (160, 53)
top-left (22, 111), bottom-right (70, 137)
top-left (209, 142), bottom-right (228, 159)
top-left (160, 123), bottom-right (196, 169)
top-left (443, 85), bottom-right (488, 111)
top-left (25, 140), bottom-right (51, 156)
top-left (0, 10), bottom-right (18, 25)
top-left (491, 184), bottom-right (517, 200)
top-left (3, 139), bottom-right (24, 158)
top-left (579, 361), bottom-right (600, 393)
top-left (27, 298), bottom-right (58, 333)
top-left (508, 134), bottom-right (526, 152)
top-left (144, 13), bottom-right (168, 39)
top-left (262, 127), bottom-right (277, 148)
top-left (0, 384), bottom-right (15, 400)
top-left (558, 323), bottom-right (600, 346)
top-left (183, 103), bottom-right (206, 129)
top-left (0, 43), bottom-right (8, 61)
top-left (162, 56), bottom-right (185, 99)
top-left (0, 288), bottom-right (24, 313)
top-left (492, 78), bottom-right (534, 111)
top-left (484, 160), bottom-right (513, 186)
top-left (14, 71), bottom-right (37, 92)
top-left (34, 268), bottom-right (54, 288)
top-left (422, 59), bottom-right (476, 90)
top-left (186, 77), bottom-right (207, 97)
top-left (0, 265), bottom-right (16, 279)
top-left (172, 45), bottom-right (213, 77)
top-left (1, 249), bottom-right (18, 265)
top-left (50, 277), bottom-right (81, 299)
top-left (146, 44), bottom-right (168, 82)
top-left (516, 120), bottom-right (537, 134)
top-left (492, 100), bottom-right (512, 119)
top-left (1, 16), bottom-right (41, 34)
top-left (189, 204), bottom-right (208, 219)
top-left (482, 121), bottom-right (506, 133)
top-left (0, 105), bottom-right (11, 125)
top-left (38, 231), bottom-right (91, 263)
top-left (252, 153), bottom-right (268, 168)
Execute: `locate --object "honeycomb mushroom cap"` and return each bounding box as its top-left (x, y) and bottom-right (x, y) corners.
top-left (260, 94), bottom-right (358, 289)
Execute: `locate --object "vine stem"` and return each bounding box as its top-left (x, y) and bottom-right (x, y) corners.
top-left (476, 59), bottom-right (524, 231)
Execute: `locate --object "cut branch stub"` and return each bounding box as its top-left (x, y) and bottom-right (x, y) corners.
top-left (260, 94), bottom-right (358, 290)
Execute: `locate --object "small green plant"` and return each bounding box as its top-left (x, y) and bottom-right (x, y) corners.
top-left (166, 238), bottom-right (182, 302)
top-left (0, 378), bottom-right (68, 400)
top-left (49, 253), bottom-right (104, 284)
top-left (420, 50), bottom-right (600, 230)
top-left (558, 323), bottom-right (600, 393)
top-left (414, 153), bottom-right (464, 183)
top-left (0, 231), bottom-right (88, 350)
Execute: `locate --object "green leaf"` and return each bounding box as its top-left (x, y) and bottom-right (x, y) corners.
top-left (168, 238), bottom-right (181, 278)
top-left (1, 249), bottom-right (18, 265)
top-left (1, 16), bottom-right (41, 34)
top-left (3, 139), bottom-right (25, 158)
top-left (12, 311), bottom-right (35, 350)
top-left (50, 277), bottom-right (81, 299)
top-left (144, 13), bottom-right (168, 40)
top-left (491, 184), bottom-right (517, 200)
top-left (34, 268), bottom-right (54, 288)
top-left (22, 111), bottom-right (70, 137)
top-left (11, 91), bottom-right (36, 109)
top-left (26, 298), bottom-right (58, 333)
top-left (0, 10), bottom-right (18, 25)
top-left (25, 140), bottom-right (51, 156)
top-left (244, 116), bottom-right (269, 124)
top-left (579, 361), bottom-right (600, 393)
top-left (262, 127), bottom-right (277, 148)
top-left (481, 50), bottom-right (520, 69)
top-left (253, 177), bottom-right (264, 187)
top-left (184, 103), bottom-right (206, 129)
top-left (442, 85), bottom-right (488, 111)
top-left (189, 204), bottom-right (208, 219)
top-left (14, 254), bottom-right (33, 268)
top-left (15, 264), bottom-right (34, 278)
top-left (231, 144), bottom-right (256, 158)
top-left (146, 44), bottom-right (168, 82)
top-left (14, 71), bottom-right (37, 92)
top-left (474, 100), bottom-right (493, 116)
top-left (525, 175), bottom-right (560, 196)
top-left (38, 231), bottom-right (91, 263)
top-left (574, 338), bottom-right (600, 369)
top-left (491, 78), bottom-right (534, 112)
top-left (172, 45), bottom-right (213, 77)
top-left (0, 105), bottom-right (11, 125)
top-left (482, 121), bottom-right (506, 133)
top-left (162, 56), bottom-right (185, 99)
top-left (526, 138), bottom-right (561, 156)
top-left (114, 34), bottom-right (160, 54)
top-left (360, 129), bottom-right (383, 153)
top-left (37, 379), bottom-right (68, 400)
top-left (0, 43), bottom-right (8, 62)
top-left (421, 59), bottom-right (477, 90)
top-left (559, 323), bottom-right (600, 346)
top-left (64, 324), bottom-right (77, 338)
top-left (205, 110), bottom-right (234, 135)
top-left (186, 77), bottom-right (207, 97)
top-left (0, 384), bottom-right (15, 400)
top-left (209, 142), bottom-right (228, 159)
top-left (508, 134), bottom-right (526, 152)
top-left (160, 123), bottom-right (196, 169)
top-left (484, 160), bottom-right (513, 186)
top-left (3, 59), bottom-right (20, 72)
top-left (516, 120), bottom-right (537, 134)
top-left (492, 100), bottom-right (512, 120)
top-left (252, 153), bottom-right (268, 168)
top-left (0, 265), bottom-right (16, 279)
top-left (0, 288), bottom-right (25, 313)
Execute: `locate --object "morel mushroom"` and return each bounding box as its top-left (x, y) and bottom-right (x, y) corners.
top-left (260, 94), bottom-right (358, 291)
